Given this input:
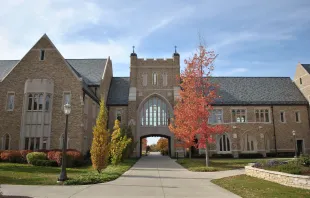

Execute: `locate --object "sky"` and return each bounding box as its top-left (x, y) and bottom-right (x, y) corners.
top-left (1, 1), bottom-right (309, 145)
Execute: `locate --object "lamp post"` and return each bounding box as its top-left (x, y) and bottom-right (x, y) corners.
top-left (292, 130), bottom-right (297, 158)
top-left (58, 103), bottom-right (71, 182)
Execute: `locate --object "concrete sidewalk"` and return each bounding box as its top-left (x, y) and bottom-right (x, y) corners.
top-left (1, 152), bottom-right (244, 198)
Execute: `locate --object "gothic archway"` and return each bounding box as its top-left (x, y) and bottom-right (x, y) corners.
top-left (136, 93), bottom-right (175, 157)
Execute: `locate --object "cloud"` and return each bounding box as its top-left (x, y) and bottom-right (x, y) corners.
top-left (0, 0), bottom-right (191, 65)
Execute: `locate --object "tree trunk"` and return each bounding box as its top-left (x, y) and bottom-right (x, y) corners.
top-left (189, 147), bottom-right (192, 159)
top-left (205, 142), bottom-right (210, 167)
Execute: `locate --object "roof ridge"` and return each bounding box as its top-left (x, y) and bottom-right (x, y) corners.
top-left (66, 58), bottom-right (107, 60)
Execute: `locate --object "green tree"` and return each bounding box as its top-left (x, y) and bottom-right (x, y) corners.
top-left (90, 98), bottom-right (110, 173)
top-left (110, 120), bottom-right (132, 165)
top-left (121, 125), bottom-right (136, 159)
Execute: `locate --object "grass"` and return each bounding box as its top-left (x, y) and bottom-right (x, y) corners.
top-left (212, 174), bottom-right (310, 198)
top-left (177, 158), bottom-right (291, 172)
top-left (0, 159), bottom-right (137, 185)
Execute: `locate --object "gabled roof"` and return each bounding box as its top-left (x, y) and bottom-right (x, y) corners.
top-left (67, 59), bottom-right (106, 86)
top-left (105, 77), bottom-right (307, 106)
top-left (0, 60), bottom-right (19, 81)
top-left (0, 59), bottom-right (106, 86)
top-left (107, 77), bottom-right (130, 105)
top-left (301, 64), bottom-right (310, 74)
top-left (211, 77), bottom-right (308, 105)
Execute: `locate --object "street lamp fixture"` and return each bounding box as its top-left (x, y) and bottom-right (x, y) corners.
top-left (58, 103), bottom-right (71, 182)
top-left (292, 130), bottom-right (297, 158)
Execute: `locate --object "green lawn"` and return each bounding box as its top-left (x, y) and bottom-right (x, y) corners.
top-left (212, 175), bottom-right (310, 198)
top-left (177, 158), bottom-right (292, 172)
top-left (0, 159), bottom-right (137, 185)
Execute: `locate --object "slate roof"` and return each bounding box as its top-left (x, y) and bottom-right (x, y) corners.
top-left (0, 59), bottom-right (106, 86)
top-left (301, 64), bottom-right (310, 74)
top-left (66, 59), bottom-right (106, 86)
top-left (211, 77), bottom-right (308, 105)
top-left (0, 60), bottom-right (19, 81)
top-left (0, 59), bottom-right (106, 104)
top-left (107, 77), bottom-right (130, 105)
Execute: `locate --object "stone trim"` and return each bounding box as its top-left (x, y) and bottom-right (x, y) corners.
top-left (245, 165), bottom-right (310, 189)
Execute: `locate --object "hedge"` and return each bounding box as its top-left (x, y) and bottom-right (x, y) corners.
top-left (20, 150), bottom-right (32, 162)
top-left (26, 152), bottom-right (47, 164)
top-left (211, 154), bottom-right (233, 158)
top-left (0, 149), bottom-right (84, 167)
top-left (32, 159), bottom-right (58, 167)
top-left (239, 153), bottom-right (264, 158)
top-left (0, 150), bottom-right (23, 163)
top-left (47, 149), bottom-right (84, 167)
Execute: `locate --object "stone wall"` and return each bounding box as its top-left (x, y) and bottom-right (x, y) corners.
top-left (0, 35), bottom-right (85, 151)
top-left (245, 165), bottom-right (310, 189)
top-left (203, 105), bottom-right (310, 157)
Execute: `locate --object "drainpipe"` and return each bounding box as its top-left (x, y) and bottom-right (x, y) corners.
top-left (271, 105), bottom-right (278, 156)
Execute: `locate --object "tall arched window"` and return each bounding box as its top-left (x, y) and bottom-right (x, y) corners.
top-left (27, 94), bottom-right (33, 110)
top-left (218, 134), bottom-right (230, 152)
top-left (140, 97), bottom-right (170, 126)
top-left (38, 94), bottom-right (44, 110)
top-left (152, 73), bottom-right (158, 85)
top-left (242, 134), bottom-right (257, 152)
top-left (45, 94), bottom-right (51, 111)
top-left (4, 134), bottom-right (10, 150)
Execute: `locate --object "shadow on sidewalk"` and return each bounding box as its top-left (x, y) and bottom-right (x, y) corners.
top-left (0, 196), bottom-right (33, 198)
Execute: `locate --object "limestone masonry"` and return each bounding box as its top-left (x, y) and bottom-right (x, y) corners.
top-left (0, 34), bottom-right (310, 158)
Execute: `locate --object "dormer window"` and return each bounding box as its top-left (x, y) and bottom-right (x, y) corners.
top-left (40, 49), bottom-right (45, 61)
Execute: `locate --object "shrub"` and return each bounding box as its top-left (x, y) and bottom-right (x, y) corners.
top-left (26, 152), bottom-right (47, 164)
top-left (20, 150), bottom-right (32, 162)
top-left (47, 150), bottom-right (62, 164)
top-left (267, 152), bottom-right (295, 158)
top-left (32, 159), bottom-right (58, 167)
top-left (37, 149), bottom-right (49, 154)
top-left (189, 166), bottom-right (219, 172)
top-left (91, 98), bottom-right (110, 173)
top-left (299, 154), bottom-right (310, 167)
top-left (0, 150), bottom-right (3, 162)
top-left (65, 173), bottom-right (103, 185)
top-left (66, 150), bottom-right (84, 167)
top-left (211, 154), bottom-right (233, 158)
top-left (267, 162), bottom-right (302, 175)
top-left (110, 120), bottom-right (132, 165)
top-left (47, 149), bottom-right (84, 167)
top-left (0, 150), bottom-right (23, 163)
top-left (239, 153), bottom-right (264, 158)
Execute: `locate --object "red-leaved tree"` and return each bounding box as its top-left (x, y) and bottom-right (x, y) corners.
top-left (169, 44), bottom-right (227, 166)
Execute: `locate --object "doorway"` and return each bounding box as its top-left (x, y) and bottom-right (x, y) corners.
top-left (297, 139), bottom-right (304, 156)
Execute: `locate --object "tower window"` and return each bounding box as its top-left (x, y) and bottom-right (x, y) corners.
top-left (300, 78), bottom-right (302, 85)
top-left (40, 49), bottom-right (45, 60)
top-left (152, 73), bottom-right (158, 85)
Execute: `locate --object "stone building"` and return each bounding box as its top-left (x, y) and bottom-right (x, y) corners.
top-left (0, 34), bottom-right (309, 158)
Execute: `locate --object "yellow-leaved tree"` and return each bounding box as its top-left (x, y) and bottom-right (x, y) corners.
top-left (110, 120), bottom-right (132, 165)
top-left (90, 98), bottom-right (110, 173)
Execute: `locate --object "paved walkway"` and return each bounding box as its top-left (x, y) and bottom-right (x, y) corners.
top-left (1, 152), bottom-right (244, 198)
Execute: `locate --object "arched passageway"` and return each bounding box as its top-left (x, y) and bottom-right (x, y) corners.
top-left (136, 94), bottom-right (175, 157)
top-left (140, 134), bottom-right (171, 157)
